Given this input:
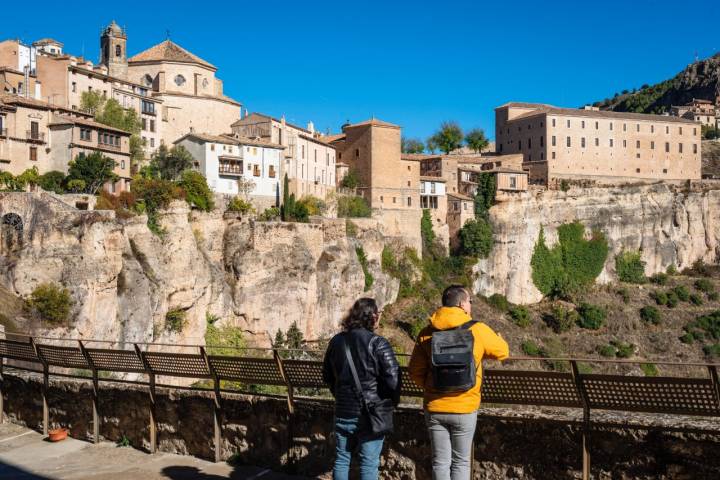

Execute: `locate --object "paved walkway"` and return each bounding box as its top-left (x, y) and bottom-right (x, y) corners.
top-left (0, 423), bottom-right (309, 480)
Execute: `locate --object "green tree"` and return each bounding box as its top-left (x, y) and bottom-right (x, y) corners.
top-left (38, 171), bottom-right (67, 193)
top-left (425, 136), bottom-right (438, 154)
top-left (285, 322), bottom-right (304, 350)
top-left (459, 218), bottom-right (493, 258)
top-left (337, 195), bottom-right (371, 218)
top-left (340, 169), bottom-right (360, 189)
top-left (149, 145), bottom-right (194, 181)
top-left (16, 167), bottom-right (41, 188)
top-left (66, 151), bottom-right (118, 194)
top-left (473, 172), bottom-right (496, 218)
top-left (401, 137), bottom-right (425, 154)
top-left (465, 128), bottom-right (489, 153)
top-left (421, 209), bottom-right (435, 251)
top-left (28, 283), bottom-right (73, 325)
top-left (178, 170), bottom-right (214, 211)
top-left (85, 94), bottom-right (145, 170)
top-left (430, 121), bottom-right (464, 154)
top-left (273, 329), bottom-right (286, 349)
top-left (80, 90), bottom-right (106, 116)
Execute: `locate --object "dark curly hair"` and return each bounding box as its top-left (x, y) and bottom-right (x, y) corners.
top-left (342, 298), bottom-right (379, 331)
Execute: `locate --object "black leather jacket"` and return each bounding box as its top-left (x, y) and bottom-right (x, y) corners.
top-left (322, 327), bottom-right (401, 419)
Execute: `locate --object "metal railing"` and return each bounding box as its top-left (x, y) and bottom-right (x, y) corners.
top-left (25, 130), bottom-right (45, 142)
top-left (0, 332), bottom-right (718, 478)
top-left (0, 128), bottom-right (7, 137)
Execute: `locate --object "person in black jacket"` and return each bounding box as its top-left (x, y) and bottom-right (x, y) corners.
top-left (322, 297), bottom-right (401, 480)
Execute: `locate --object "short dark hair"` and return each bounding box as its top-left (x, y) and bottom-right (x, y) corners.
top-left (442, 285), bottom-right (468, 307)
top-left (342, 297), bottom-right (379, 331)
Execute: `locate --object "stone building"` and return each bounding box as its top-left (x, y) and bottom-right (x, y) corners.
top-left (413, 152), bottom-right (524, 195)
top-left (127, 39), bottom-right (241, 147)
top-left (0, 40), bottom-right (41, 99)
top-left (175, 132), bottom-right (283, 208)
top-left (670, 99), bottom-right (718, 129)
top-left (495, 102), bottom-right (702, 186)
top-left (420, 176), bottom-right (449, 246)
top-left (231, 113), bottom-right (336, 199)
top-left (447, 192), bottom-right (475, 250)
top-left (32, 38), bottom-right (63, 56)
top-left (0, 94), bottom-right (131, 191)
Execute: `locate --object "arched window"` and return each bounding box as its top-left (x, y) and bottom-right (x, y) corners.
top-left (115, 45), bottom-right (121, 58)
top-left (144, 74), bottom-right (153, 87)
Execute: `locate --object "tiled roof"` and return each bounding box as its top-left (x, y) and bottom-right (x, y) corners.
top-left (128, 40), bottom-right (215, 69)
top-left (0, 94), bottom-right (52, 110)
top-left (447, 192), bottom-right (473, 201)
top-left (320, 133), bottom-right (346, 144)
top-left (344, 118), bottom-right (400, 129)
top-left (174, 132), bottom-right (284, 149)
top-left (420, 176), bottom-right (446, 182)
top-left (49, 114), bottom-right (131, 135)
top-left (33, 38), bottom-right (63, 47)
top-left (499, 102), bottom-right (700, 124)
top-left (231, 112), bottom-right (311, 134)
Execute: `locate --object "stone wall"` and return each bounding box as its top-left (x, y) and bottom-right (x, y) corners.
top-left (475, 182), bottom-right (720, 304)
top-left (4, 370), bottom-right (719, 479)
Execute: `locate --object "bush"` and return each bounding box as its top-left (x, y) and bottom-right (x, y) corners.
top-left (688, 259), bottom-right (712, 277)
top-left (641, 363), bottom-right (659, 376)
top-left (27, 283), bottom-right (73, 325)
top-left (695, 278), bottom-right (715, 294)
top-left (421, 209), bottom-right (435, 251)
top-left (226, 197), bottom-right (254, 214)
top-left (704, 344), bottom-right (720, 357)
top-left (666, 290), bottom-right (679, 308)
top-left (205, 323), bottom-right (245, 356)
top-left (178, 170), bottom-right (214, 211)
top-left (39, 170), bottom-right (67, 193)
top-left (165, 309), bottom-right (187, 332)
top-left (66, 151), bottom-right (118, 194)
top-left (459, 218), bottom-right (493, 258)
top-left (673, 285), bottom-right (690, 302)
top-left (298, 195), bottom-right (326, 216)
top-left (560, 180), bottom-right (570, 192)
top-left (597, 344), bottom-right (616, 357)
top-left (616, 287), bottom-right (630, 304)
top-left (683, 311), bottom-right (720, 345)
top-left (340, 170), bottom-right (360, 189)
top-left (615, 250), bottom-right (646, 284)
top-left (96, 190), bottom-right (137, 219)
top-left (639, 306), bottom-right (661, 325)
top-left (508, 306), bottom-right (531, 328)
top-left (649, 273), bottom-right (668, 285)
top-left (337, 195), bottom-right (371, 218)
top-left (131, 176), bottom-right (185, 234)
top-left (690, 293), bottom-right (704, 306)
top-left (259, 207), bottom-right (280, 221)
top-left (650, 290), bottom-right (668, 306)
top-left (612, 340), bottom-right (635, 358)
top-left (486, 294), bottom-right (509, 312)
top-left (530, 223), bottom-right (608, 298)
top-left (66, 179), bottom-right (86, 193)
top-left (544, 305), bottom-right (578, 333)
top-left (666, 264), bottom-right (678, 275)
top-left (577, 303), bottom-right (606, 330)
top-left (356, 246), bottom-right (374, 291)
top-left (521, 340), bottom-right (541, 356)
top-left (709, 292), bottom-right (720, 301)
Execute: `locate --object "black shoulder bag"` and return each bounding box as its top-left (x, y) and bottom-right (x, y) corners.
top-left (343, 338), bottom-right (394, 436)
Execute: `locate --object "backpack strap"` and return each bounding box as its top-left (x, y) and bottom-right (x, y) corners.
top-left (459, 320), bottom-right (478, 330)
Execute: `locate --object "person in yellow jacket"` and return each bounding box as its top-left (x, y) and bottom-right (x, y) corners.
top-left (408, 285), bottom-right (509, 480)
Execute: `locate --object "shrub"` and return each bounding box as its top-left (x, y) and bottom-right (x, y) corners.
top-left (66, 179), bottom-right (86, 193)
top-left (612, 340), bottom-right (635, 358)
top-left (165, 309), bottom-right (187, 332)
top-left (666, 290), bottom-right (679, 308)
top-left (298, 195), bottom-right (326, 216)
top-left (598, 344), bottom-right (616, 357)
top-left (615, 250), bottom-right (646, 284)
top-left (639, 306), bottom-right (661, 325)
top-left (577, 303), bottom-right (606, 330)
top-left (226, 197), bottom-right (254, 214)
top-left (27, 283), bottom-right (73, 325)
top-left (683, 311), bottom-right (720, 344)
top-left (709, 292), bottom-right (720, 302)
top-left (649, 273), bottom-right (668, 285)
top-left (560, 179), bottom-right (570, 192)
top-left (178, 170), bottom-right (214, 211)
top-left (680, 332), bottom-right (695, 344)
top-left (459, 218), bottom-right (493, 258)
top-left (337, 195), bottom-right (371, 218)
top-left (521, 340), bottom-right (541, 356)
top-left (666, 264), bottom-right (678, 275)
top-left (673, 285), bottom-right (690, 302)
top-left (257, 206), bottom-right (280, 221)
top-left (486, 293), bottom-right (509, 312)
top-left (66, 151), bottom-right (117, 194)
top-left (650, 290), bottom-right (668, 306)
top-left (39, 170), bottom-right (67, 193)
top-left (690, 293), bottom-right (704, 306)
top-left (544, 305), bottom-right (578, 333)
top-left (345, 220), bottom-right (357, 237)
top-left (695, 278), bottom-right (715, 294)
top-left (508, 306), bottom-right (531, 328)
top-left (131, 176), bottom-right (185, 234)
top-left (530, 223), bottom-right (608, 298)
top-left (340, 169), bottom-right (360, 189)
top-left (205, 323), bottom-right (245, 356)
top-left (421, 209), bottom-right (435, 251)
top-left (96, 190), bottom-right (137, 219)
top-left (356, 246), bottom-right (374, 291)
top-left (381, 246), bottom-right (397, 274)
top-left (616, 287), bottom-right (630, 304)
top-left (689, 259), bottom-right (712, 277)
top-left (641, 363), bottom-right (659, 377)
top-left (704, 344), bottom-right (720, 357)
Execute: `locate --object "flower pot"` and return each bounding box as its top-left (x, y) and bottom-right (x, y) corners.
top-left (48, 428), bottom-right (68, 442)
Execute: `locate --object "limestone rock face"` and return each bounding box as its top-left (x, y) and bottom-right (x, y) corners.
top-left (0, 193), bottom-right (398, 347)
top-left (474, 183), bottom-right (720, 304)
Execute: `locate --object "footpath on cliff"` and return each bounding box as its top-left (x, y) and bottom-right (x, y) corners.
top-left (0, 423), bottom-right (307, 480)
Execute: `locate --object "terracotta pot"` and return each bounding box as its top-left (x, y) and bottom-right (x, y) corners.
top-left (48, 428), bottom-right (68, 442)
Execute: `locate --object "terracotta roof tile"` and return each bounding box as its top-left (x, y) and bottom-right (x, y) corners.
top-left (499, 102), bottom-right (700, 124)
top-left (344, 118), bottom-right (399, 129)
top-left (49, 114), bottom-right (131, 135)
top-left (128, 40), bottom-right (215, 69)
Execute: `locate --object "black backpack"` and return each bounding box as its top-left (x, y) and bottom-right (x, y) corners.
top-left (430, 320), bottom-right (478, 392)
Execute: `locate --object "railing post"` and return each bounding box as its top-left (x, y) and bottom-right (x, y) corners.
top-left (708, 365), bottom-right (720, 408)
top-left (571, 361), bottom-right (591, 480)
top-left (274, 349), bottom-right (295, 472)
top-left (31, 338), bottom-right (49, 437)
top-left (0, 349), bottom-right (4, 425)
top-left (200, 346), bottom-right (222, 463)
top-left (135, 344), bottom-right (156, 453)
top-left (79, 341), bottom-right (99, 444)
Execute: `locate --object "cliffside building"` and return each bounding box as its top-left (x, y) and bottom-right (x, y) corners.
top-left (0, 40), bottom-right (41, 99)
top-left (495, 102), bottom-right (702, 186)
top-left (175, 132), bottom-right (283, 208)
top-left (670, 99), bottom-right (718, 129)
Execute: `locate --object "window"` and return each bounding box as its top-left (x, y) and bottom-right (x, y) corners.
top-left (679, 127), bottom-right (683, 135)
top-left (380, 196), bottom-right (384, 203)
top-left (581, 121), bottom-right (585, 129)
top-left (121, 160), bottom-right (125, 169)
top-left (566, 120), bottom-right (570, 128)
top-left (679, 143), bottom-right (683, 153)
top-left (174, 75), bottom-right (186, 86)
top-left (693, 144), bottom-right (698, 154)
top-left (636, 124), bottom-right (640, 132)
top-left (141, 100), bottom-right (155, 115)
top-left (150, 120), bottom-right (155, 132)
top-left (510, 176), bottom-right (517, 189)
top-left (253, 165), bottom-right (261, 177)
top-left (609, 139), bottom-right (614, 147)
top-left (528, 138), bottom-right (531, 148)
top-left (355, 148), bottom-right (359, 158)
top-left (693, 128), bottom-right (697, 136)
top-left (326, 152), bottom-right (329, 166)
top-left (314, 150), bottom-right (317, 161)
top-left (663, 169), bottom-right (668, 174)
top-left (80, 128), bottom-right (92, 141)
top-left (142, 118), bottom-right (147, 130)
top-left (253, 147), bottom-right (257, 155)
top-left (666, 126), bottom-right (669, 134)
top-left (407, 181), bottom-right (411, 187)
top-left (623, 123), bottom-right (627, 132)
top-left (552, 119), bottom-right (556, 127)
top-left (407, 197), bottom-right (412, 207)
top-left (636, 140), bottom-right (640, 148)
top-left (665, 142), bottom-right (670, 153)
top-left (540, 136), bottom-right (544, 147)
top-left (393, 197), bottom-right (396, 204)
top-left (610, 122), bottom-right (613, 131)
top-left (115, 45), bottom-right (121, 57)
top-left (269, 165), bottom-right (276, 178)
top-left (566, 136), bottom-right (571, 147)
top-left (29, 146), bottom-right (37, 161)
top-left (30, 121), bottom-right (39, 139)
top-left (651, 125), bottom-right (655, 133)
top-left (302, 145), bottom-right (305, 158)
top-left (430, 183), bottom-right (436, 194)
top-left (72, 82), bottom-right (77, 93)
top-left (150, 138), bottom-right (155, 148)
top-left (581, 137), bottom-right (585, 148)
top-left (551, 136), bottom-right (556, 146)
top-left (595, 138), bottom-right (599, 147)
top-left (636, 168), bottom-right (641, 173)
top-left (651, 141), bottom-right (655, 149)
top-left (210, 144), bottom-right (215, 151)
top-left (552, 151), bottom-right (556, 159)
top-left (623, 140), bottom-right (627, 148)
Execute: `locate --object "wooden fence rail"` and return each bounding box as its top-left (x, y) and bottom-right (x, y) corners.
top-left (0, 335), bottom-right (718, 480)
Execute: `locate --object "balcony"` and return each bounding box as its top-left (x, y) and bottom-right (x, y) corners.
top-left (219, 159), bottom-right (244, 176)
top-left (26, 130), bottom-right (45, 143)
top-left (99, 141), bottom-right (121, 151)
top-left (0, 128), bottom-right (7, 138)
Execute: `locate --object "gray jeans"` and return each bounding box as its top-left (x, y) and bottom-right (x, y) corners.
top-left (425, 410), bottom-right (477, 480)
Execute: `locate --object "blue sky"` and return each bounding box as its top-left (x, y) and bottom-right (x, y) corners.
top-left (4, 0), bottom-right (719, 141)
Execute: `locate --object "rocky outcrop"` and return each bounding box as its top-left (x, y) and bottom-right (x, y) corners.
top-left (0, 192), bottom-right (398, 346)
top-left (475, 183), bottom-right (720, 304)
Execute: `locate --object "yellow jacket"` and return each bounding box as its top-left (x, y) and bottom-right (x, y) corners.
top-left (408, 306), bottom-right (509, 413)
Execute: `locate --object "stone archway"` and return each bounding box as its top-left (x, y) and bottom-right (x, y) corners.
top-left (1, 213), bottom-right (23, 254)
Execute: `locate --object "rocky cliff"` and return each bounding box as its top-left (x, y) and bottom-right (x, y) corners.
top-left (0, 192), bottom-right (398, 346)
top-left (475, 183), bottom-right (720, 304)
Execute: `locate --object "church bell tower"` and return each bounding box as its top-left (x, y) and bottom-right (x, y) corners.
top-left (100, 21), bottom-right (127, 79)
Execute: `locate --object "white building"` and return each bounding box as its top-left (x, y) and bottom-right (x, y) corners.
top-left (420, 176), bottom-right (446, 209)
top-left (175, 133), bottom-right (283, 207)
